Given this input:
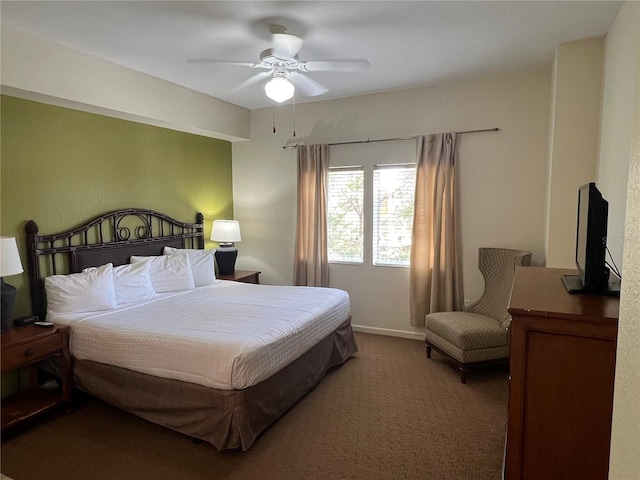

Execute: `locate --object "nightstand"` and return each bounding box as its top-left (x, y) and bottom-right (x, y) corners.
top-left (1, 324), bottom-right (72, 430)
top-left (218, 270), bottom-right (261, 284)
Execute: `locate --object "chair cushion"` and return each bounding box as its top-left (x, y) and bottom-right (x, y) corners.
top-left (425, 331), bottom-right (509, 364)
top-left (425, 312), bottom-right (508, 351)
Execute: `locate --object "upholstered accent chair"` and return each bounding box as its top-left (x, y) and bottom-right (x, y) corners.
top-left (425, 248), bottom-right (532, 383)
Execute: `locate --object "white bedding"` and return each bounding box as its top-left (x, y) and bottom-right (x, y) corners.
top-left (48, 281), bottom-right (350, 390)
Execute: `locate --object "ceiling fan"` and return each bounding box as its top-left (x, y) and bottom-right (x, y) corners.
top-left (188, 26), bottom-right (370, 103)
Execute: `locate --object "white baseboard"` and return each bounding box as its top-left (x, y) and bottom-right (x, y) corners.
top-left (352, 324), bottom-right (425, 341)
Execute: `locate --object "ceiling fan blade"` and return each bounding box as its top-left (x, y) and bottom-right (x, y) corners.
top-left (272, 33), bottom-right (304, 58)
top-left (187, 58), bottom-right (256, 67)
top-left (234, 72), bottom-right (272, 91)
top-left (288, 74), bottom-right (329, 97)
top-left (300, 59), bottom-right (371, 72)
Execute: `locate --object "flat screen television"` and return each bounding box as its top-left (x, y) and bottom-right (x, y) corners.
top-left (562, 182), bottom-right (619, 295)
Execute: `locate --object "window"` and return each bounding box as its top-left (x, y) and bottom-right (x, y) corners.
top-left (327, 167), bottom-right (364, 263)
top-left (327, 163), bottom-right (416, 266)
top-left (373, 164), bottom-right (416, 266)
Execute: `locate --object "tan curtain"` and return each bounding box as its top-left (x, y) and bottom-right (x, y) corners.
top-left (293, 144), bottom-right (330, 286)
top-left (410, 133), bottom-right (464, 327)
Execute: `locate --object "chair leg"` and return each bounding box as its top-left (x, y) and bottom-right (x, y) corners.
top-left (424, 341), bottom-right (472, 384)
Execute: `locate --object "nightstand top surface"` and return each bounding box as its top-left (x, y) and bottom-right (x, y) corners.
top-left (1, 324), bottom-right (68, 346)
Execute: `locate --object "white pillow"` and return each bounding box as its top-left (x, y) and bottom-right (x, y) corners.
top-left (84, 262), bottom-right (155, 305)
top-left (130, 254), bottom-right (195, 293)
top-left (163, 246), bottom-right (216, 287)
top-left (45, 263), bottom-right (117, 315)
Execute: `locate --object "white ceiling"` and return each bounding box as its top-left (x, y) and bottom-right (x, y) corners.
top-left (1, 1), bottom-right (623, 110)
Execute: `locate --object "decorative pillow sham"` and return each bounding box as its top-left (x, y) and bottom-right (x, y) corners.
top-left (130, 254), bottom-right (195, 293)
top-left (45, 262), bottom-right (117, 316)
top-left (163, 246), bottom-right (216, 287)
top-left (84, 261), bottom-right (155, 305)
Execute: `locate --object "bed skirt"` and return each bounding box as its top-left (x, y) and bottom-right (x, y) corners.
top-left (72, 316), bottom-right (357, 450)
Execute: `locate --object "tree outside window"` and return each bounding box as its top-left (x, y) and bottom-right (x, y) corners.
top-left (328, 168), bottom-right (364, 263)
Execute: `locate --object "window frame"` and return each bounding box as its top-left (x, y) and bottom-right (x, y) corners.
top-left (327, 161), bottom-right (416, 268)
top-left (372, 163), bottom-right (416, 267)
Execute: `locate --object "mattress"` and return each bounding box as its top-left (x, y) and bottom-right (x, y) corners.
top-left (48, 281), bottom-right (350, 390)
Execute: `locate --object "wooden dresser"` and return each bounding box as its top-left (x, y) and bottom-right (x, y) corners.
top-left (505, 267), bottom-right (619, 480)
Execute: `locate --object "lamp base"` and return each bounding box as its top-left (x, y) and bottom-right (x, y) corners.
top-left (1, 278), bottom-right (17, 332)
top-left (215, 247), bottom-right (238, 276)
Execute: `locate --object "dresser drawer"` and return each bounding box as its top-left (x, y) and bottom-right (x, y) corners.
top-left (2, 333), bottom-right (63, 371)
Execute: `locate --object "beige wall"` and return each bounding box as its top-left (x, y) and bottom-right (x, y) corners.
top-left (546, 38), bottom-right (604, 268)
top-left (598, 1), bottom-right (640, 270)
top-left (605, 2), bottom-right (640, 478)
top-left (233, 73), bottom-right (551, 337)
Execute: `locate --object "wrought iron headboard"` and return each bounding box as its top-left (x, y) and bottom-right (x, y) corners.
top-left (26, 208), bottom-right (204, 320)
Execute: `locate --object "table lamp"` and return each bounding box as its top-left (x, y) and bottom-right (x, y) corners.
top-left (1, 237), bottom-right (24, 332)
top-left (211, 220), bottom-right (241, 276)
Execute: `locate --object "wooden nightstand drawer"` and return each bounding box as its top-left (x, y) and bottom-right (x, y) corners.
top-left (2, 332), bottom-right (63, 371)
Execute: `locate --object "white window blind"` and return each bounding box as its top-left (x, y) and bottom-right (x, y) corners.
top-left (373, 164), bottom-right (416, 266)
top-left (327, 167), bottom-right (364, 263)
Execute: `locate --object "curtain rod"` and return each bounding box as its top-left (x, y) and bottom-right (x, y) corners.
top-left (282, 127), bottom-right (499, 149)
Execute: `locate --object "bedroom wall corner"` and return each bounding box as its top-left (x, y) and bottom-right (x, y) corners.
top-left (0, 95), bottom-right (234, 319)
top-left (597, 0), bottom-right (640, 272)
top-left (545, 37), bottom-right (604, 268)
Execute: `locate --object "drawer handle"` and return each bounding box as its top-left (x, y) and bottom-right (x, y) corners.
top-left (25, 348), bottom-right (35, 356)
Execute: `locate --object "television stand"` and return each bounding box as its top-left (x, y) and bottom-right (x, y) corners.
top-left (561, 274), bottom-right (584, 293)
top-left (561, 274), bottom-right (621, 296)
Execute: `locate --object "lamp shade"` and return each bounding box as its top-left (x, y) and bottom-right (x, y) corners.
top-left (265, 76), bottom-right (295, 103)
top-left (211, 220), bottom-right (241, 244)
top-left (0, 237), bottom-right (24, 277)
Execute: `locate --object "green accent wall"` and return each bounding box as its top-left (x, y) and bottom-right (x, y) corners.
top-left (0, 95), bottom-right (234, 318)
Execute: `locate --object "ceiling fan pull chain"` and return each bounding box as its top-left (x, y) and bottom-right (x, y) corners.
top-left (292, 93), bottom-right (296, 137)
top-left (273, 107), bottom-right (276, 134)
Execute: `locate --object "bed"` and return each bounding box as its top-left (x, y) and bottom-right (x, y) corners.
top-left (25, 208), bottom-right (357, 450)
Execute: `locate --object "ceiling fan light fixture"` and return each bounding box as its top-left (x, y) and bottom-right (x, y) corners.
top-left (265, 76), bottom-right (295, 103)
